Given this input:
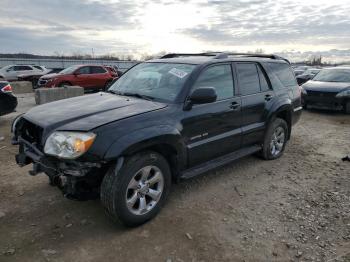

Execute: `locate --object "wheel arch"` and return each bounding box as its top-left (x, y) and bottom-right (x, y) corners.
top-left (267, 104), bottom-right (293, 140)
top-left (103, 126), bottom-right (187, 181)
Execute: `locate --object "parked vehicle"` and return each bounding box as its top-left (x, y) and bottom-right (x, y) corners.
top-left (37, 65), bottom-right (116, 91)
top-left (0, 82), bottom-right (17, 116)
top-left (18, 68), bottom-right (63, 88)
top-left (294, 69), bottom-right (305, 77)
top-left (12, 53), bottom-right (302, 226)
top-left (301, 67), bottom-right (350, 113)
top-left (296, 68), bottom-right (321, 85)
top-left (0, 65), bottom-right (46, 81)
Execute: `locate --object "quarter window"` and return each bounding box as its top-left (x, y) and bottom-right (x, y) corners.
top-left (236, 63), bottom-right (260, 95)
top-left (192, 64), bottom-right (234, 100)
top-left (267, 62), bottom-right (296, 87)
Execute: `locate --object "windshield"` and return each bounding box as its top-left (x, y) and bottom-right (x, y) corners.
top-left (59, 65), bottom-right (80, 75)
top-left (313, 69), bottom-right (350, 82)
top-left (108, 62), bottom-right (196, 102)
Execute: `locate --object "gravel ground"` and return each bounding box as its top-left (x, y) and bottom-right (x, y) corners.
top-left (0, 94), bottom-right (349, 262)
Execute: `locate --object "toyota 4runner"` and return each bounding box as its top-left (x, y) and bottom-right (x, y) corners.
top-left (12, 53), bottom-right (302, 226)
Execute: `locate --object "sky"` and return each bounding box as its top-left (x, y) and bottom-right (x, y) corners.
top-left (1, 0), bottom-right (350, 62)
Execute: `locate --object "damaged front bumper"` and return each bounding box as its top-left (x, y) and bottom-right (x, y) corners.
top-left (13, 136), bottom-right (104, 200)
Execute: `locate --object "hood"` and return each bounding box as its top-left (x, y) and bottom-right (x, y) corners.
top-left (23, 93), bottom-right (167, 132)
top-left (302, 80), bottom-right (350, 93)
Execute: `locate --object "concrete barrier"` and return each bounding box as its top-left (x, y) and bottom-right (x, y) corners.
top-left (35, 86), bottom-right (84, 105)
top-left (11, 81), bottom-right (33, 94)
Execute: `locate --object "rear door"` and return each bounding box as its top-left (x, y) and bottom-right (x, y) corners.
top-left (182, 63), bottom-right (242, 167)
top-left (90, 66), bottom-right (109, 89)
top-left (235, 62), bottom-right (274, 147)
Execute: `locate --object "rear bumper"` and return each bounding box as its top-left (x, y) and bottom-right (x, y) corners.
top-left (0, 95), bottom-right (18, 116)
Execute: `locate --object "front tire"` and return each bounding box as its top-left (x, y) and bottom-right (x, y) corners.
top-left (261, 118), bottom-right (288, 160)
top-left (100, 151), bottom-right (171, 227)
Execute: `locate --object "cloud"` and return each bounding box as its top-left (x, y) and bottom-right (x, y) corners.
top-left (0, 0), bottom-right (350, 61)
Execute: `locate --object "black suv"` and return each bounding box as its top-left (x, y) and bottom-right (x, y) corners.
top-left (12, 53), bottom-right (302, 226)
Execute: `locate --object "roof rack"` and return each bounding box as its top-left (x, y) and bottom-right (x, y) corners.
top-left (160, 52), bottom-right (290, 64)
top-left (160, 53), bottom-right (218, 59)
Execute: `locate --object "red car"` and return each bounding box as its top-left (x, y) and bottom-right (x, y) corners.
top-left (37, 65), bottom-right (117, 91)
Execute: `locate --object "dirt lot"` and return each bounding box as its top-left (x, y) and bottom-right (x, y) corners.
top-left (0, 94), bottom-right (349, 262)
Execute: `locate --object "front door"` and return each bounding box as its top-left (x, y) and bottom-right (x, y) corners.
top-left (181, 64), bottom-right (242, 167)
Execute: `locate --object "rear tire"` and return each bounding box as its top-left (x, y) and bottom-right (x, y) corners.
top-left (261, 118), bottom-right (288, 160)
top-left (100, 151), bottom-right (171, 227)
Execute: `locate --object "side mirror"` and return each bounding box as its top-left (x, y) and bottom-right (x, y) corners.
top-left (73, 71), bottom-right (80, 76)
top-left (189, 87), bottom-right (217, 104)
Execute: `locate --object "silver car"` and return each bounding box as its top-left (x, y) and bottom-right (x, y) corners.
top-left (0, 65), bottom-right (48, 81)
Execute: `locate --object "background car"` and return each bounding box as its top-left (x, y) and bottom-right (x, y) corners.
top-left (0, 81), bottom-right (18, 116)
top-left (0, 65), bottom-right (46, 81)
top-left (301, 67), bottom-right (350, 113)
top-left (18, 68), bottom-right (63, 88)
top-left (37, 65), bottom-right (116, 91)
top-left (296, 68), bottom-right (321, 85)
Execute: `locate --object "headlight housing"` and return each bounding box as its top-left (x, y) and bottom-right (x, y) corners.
top-left (44, 132), bottom-right (96, 159)
top-left (336, 89), bottom-right (350, 98)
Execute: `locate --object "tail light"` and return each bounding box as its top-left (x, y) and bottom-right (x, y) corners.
top-left (1, 84), bottom-right (12, 93)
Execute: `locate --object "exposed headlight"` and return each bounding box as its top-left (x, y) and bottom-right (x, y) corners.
top-left (44, 132), bottom-right (96, 159)
top-left (336, 89), bottom-right (350, 98)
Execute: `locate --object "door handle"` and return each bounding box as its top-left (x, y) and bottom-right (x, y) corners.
top-left (230, 102), bottom-right (240, 110)
top-left (265, 94), bottom-right (274, 101)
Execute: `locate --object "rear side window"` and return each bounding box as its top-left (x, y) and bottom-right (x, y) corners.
top-left (267, 63), bottom-right (296, 87)
top-left (193, 64), bottom-right (234, 100)
top-left (236, 63), bottom-right (260, 95)
top-left (91, 66), bottom-right (107, 74)
top-left (76, 66), bottom-right (90, 74)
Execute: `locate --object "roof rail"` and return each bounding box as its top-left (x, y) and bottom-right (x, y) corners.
top-left (160, 52), bottom-right (290, 64)
top-left (160, 53), bottom-right (218, 59)
top-left (214, 53), bottom-right (290, 63)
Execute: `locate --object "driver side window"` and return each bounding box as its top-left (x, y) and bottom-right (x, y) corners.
top-left (192, 64), bottom-right (234, 100)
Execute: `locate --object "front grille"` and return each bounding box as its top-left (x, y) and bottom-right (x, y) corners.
top-left (20, 119), bottom-right (44, 149)
top-left (307, 90), bottom-right (337, 98)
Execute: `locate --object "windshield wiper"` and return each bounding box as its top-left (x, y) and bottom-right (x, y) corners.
top-left (122, 92), bottom-right (155, 101)
top-left (108, 90), bottom-right (155, 101)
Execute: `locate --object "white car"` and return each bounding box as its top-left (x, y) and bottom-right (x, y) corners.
top-left (0, 65), bottom-right (49, 81)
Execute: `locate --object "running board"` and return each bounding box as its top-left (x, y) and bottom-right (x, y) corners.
top-left (180, 145), bottom-right (261, 180)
